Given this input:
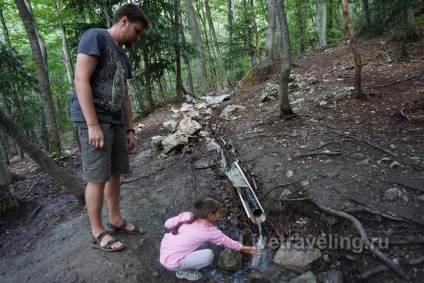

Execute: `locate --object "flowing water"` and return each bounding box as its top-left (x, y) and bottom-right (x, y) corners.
top-left (250, 218), bottom-right (266, 269)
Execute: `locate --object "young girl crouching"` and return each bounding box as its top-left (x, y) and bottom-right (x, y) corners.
top-left (159, 195), bottom-right (261, 281)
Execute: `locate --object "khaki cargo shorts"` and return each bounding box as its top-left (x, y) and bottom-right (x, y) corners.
top-left (74, 122), bottom-right (130, 183)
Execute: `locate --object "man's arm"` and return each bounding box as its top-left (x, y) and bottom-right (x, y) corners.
top-left (123, 83), bottom-right (137, 154)
top-left (74, 53), bottom-right (104, 148)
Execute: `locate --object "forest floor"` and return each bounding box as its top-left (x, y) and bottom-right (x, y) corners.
top-left (1, 30), bottom-right (424, 283)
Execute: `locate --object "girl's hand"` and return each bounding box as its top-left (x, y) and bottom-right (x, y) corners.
top-left (241, 245), bottom-right (262, 255)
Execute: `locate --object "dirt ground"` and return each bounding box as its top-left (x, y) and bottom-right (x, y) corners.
top-left (1, 30), bottom-right (424, 283)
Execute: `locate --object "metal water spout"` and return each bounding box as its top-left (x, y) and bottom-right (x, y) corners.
top-left (218, 137), bottom-right (266, 224)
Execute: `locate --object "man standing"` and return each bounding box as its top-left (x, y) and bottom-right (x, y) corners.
top-left (71, 3), bottom-right (149, 252)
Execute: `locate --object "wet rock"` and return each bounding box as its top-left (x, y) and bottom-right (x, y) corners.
top-left (316, 270), bottom-right (343, 283)
top-left (217, 248), bottom-right (242, 271)
top-left (220, 105), bottom-right (246, 120)
top-left (274, 247), bottom-right (322, 273)
top-left (383, 188), bottom-right (400, 200)
top-left (288, 271), bottom-right (317, 283)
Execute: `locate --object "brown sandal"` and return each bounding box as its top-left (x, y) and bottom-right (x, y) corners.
top-left (91, 230), bottom-right (126, 252)
top-left (107, 219), bottom-right (145, 235)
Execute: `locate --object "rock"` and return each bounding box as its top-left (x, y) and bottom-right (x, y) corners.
top-left (186, 110), bottom-right (200, 120)
top-left (274, 247), bottom-right (322, 273)
top-left (260, 83), bottom-right (279, 103)
top-left (220, 105), bottom-right (246, 120)
top-left (417, 195), bottom-right (424, 202)
top-left (217, 248), bottom-right (242, 271)
top-left (161, 132), bottom-right (189, 154)
top-left (288, 271), bottom-right (317, 283)
top-left (316, 270), bottom-right (343, 283)
top-left (389, 161), bottom-right (400, 169)
top-left (199, 94), bottom-right (231, 105)
top-left (383, 188), bottom-right (400, 200)
top-left (163, 120), bottom-right (177, 132)
top-left (177, 117), bottom-right (202, 135)
top-left (151, 135), bottom-right (165, 150)
top-left (180, 103), bottom-right (193, 112)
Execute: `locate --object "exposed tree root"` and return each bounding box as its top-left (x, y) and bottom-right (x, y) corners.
top-left (358, 265), bottom-right (389, 280)
top-left (307, 199), bottom-right (410, 280)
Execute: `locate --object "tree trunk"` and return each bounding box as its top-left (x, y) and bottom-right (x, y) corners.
top-left (315, 0), bottom-right (327, 47)
top-left (185, 0), bottom-right (208, 94)
top-left (174, 0), bottom-right (183, 103)
top-left (15, 0), bottom-right (61, 155)
top-left (55, 0), bottom-right (74, 84)
top-left (205, 0), bottom-right (228, 88)
top-left (180, 29), bottom-right (195, 96)
top-left (195, 1), bottom-right (218, 91)
top-left (143, 46), bottom-right (154, 113)
top-left (227, 0), bottom-right (234, 86)
top-left (295, 1), bottom-right (306, 55)
top-left (342, 0), bottom-right (363, 99)
top-left (0, 9), bottom-right (10, 44)
top-left (276, 0), bottom-right (294, 119)
top-left (0, 109), bottom-right (85, 204)
top-left (265, 0), bottom-right (276, 59)
top-left (0, 160), bottom-right (26, 194)
top-left (361, 0), bottom-right (371, 29)
top-left (250, 0), bottom-right (261, 64)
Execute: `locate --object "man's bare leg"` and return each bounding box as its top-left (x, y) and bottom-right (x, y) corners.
top-left (86, 181), bottom-right (123, 248)
top-left (105, 173), bottom-right (140, 232)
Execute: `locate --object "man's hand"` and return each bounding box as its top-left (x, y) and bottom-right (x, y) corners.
top-left (88, 125), bottom-right (104, 148)
top-left (128, 132), bottom-right (137, 154)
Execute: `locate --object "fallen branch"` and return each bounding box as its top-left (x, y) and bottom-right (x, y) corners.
top-left (263, 180), bottom-right (299, 199)
top-left (389, 239), bottom-right (424, 245)
top-left (358, 265), bottom-right (389, 280)
top-left (373, 73), bottom-right (421, 88)
top-left (345, 207), bottom-right (404, 222)
top-left (333, 131), bottom-right (397, 159)
top-left (383, 181), bottom-right (424, 193)
top-left (122, 161), bottom-right (179, 183)
top-left (400, 255), bottom-right (424, 266)
top-left (307, 199), bottom-right (410, 280)
top-left (294, 151), bottom-right (342, 158)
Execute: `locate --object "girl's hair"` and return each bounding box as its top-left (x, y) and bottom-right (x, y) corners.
top-left (170, 195), bottom-right (222, 235)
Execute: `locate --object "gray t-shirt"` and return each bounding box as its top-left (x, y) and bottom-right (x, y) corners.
top-left (70, 28), bottom-right (132, 124)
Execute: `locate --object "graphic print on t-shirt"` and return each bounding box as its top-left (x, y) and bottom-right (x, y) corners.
top-left (93, 46), bottom-right (126, 114)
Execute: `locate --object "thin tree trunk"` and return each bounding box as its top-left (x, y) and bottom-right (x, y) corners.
top-left (185, 0), bottom-right (208, 94)
top-left (142, 46), bottom-right (154, 113)
top-left (0, 109), bottom-right (85, 204)
top-left (174, 0), bottom-right (183, 103)
top-left (342, 0), bottom-right (363, 98)
top-left (195, 1), bottom-right (218, 91)
top-left (55, 0), bottom-right (74, 84)
top-left (295, 1), bottom-right (306, 55)
top-left (15, 0), bottom-right (61, 154)
top-left (205, 0), bottom-right (228, 88)
top-left (180, 29), bottom-right (195, 96)
top-left (276, 0), bottom-right (294, 119)
top-left (227, 0), bottom-right (234, 86)
top-left (361, 0), bottom-right (371, 29)
top-left (0, 9), bottom-right (10, 43)
top-left (316, 0), bottom-right (327, 47)
top-left (250, 0), bottom-right (261, 64)
top-left (265, 0), bottom-right (276, 59)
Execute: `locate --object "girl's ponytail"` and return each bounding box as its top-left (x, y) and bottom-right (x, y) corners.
top-left (170, 195), bottom-right (222, 235)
